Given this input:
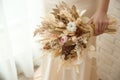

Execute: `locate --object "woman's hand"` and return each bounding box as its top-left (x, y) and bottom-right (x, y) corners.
top-left (90, 11), bottom-right (109, 35)
top-left (90, 0), bottom-right (110, 35)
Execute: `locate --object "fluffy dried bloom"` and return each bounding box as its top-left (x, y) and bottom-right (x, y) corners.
top-left (67, 22), bottom-right (77, 32)
top-left (72, 36), bottom-right (77, 42)
top-left (82, 37), bottom-right (87, 44)
top-left (58, 22), bottom-right (66, 28)
top-left (61, 36), bottom-right (68, 44)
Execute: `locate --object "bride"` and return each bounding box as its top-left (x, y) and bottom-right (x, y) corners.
top-left (34, 0), bottom-right (110, 80)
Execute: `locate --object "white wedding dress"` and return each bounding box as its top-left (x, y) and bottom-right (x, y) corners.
top-left (34, 0), bottom-right (98, 80)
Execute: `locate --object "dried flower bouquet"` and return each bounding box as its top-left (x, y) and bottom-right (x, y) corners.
top-left (34, 2), bottom-right (117, 65)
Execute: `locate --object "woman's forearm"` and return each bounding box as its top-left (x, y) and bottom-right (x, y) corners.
top-left (97, 0), bottom-right (110, 13)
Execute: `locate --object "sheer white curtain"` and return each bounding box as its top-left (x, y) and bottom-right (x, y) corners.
top-left (0, 0), bottom-right (44, 80)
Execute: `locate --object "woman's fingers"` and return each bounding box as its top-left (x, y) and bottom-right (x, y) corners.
top-left (101, 21), bottom-right (108, 33)
top-left (95, 21), bottom-right (108, 35)
top-left (102, 24), bottom-right (107, 32)
top-left (95, 23), bottom-right (99, 35)
top-left (98, 22), bottom-right (103, 34)
top-left (94, 21), bottom-right (103, 35)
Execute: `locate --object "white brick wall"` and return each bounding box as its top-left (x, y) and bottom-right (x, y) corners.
top-left (96, 0), bottom-right (120, 80)
top-left (97, 33), bottom-right (120, 80)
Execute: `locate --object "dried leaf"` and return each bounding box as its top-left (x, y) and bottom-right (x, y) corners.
top-left (80, 9), bottom-right (87, 17)
top-left (71, 5), bottom-right (79, 19)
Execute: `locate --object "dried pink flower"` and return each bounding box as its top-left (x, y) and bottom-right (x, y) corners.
top-left (61, 36), bottom-right (68, 44)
